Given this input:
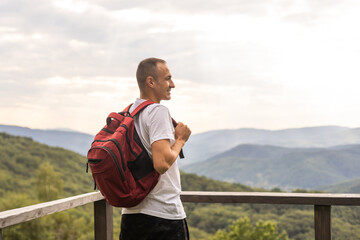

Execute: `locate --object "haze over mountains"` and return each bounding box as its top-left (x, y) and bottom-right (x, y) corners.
top-left (1, 124), bottom-right (360, 191)
top-left (3, 132), bottom-right (360, 239)
top-left (183, 143), bottom-right (360, 191)
top-left (183, 126), bottom-right (360, 166)
top-left (0, 125), bottom-right (93, 156)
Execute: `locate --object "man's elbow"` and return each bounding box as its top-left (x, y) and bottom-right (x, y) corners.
top-left (152, 150), bottom-right (176, 174)
top-left (154, 162), bottom-right (171, 174)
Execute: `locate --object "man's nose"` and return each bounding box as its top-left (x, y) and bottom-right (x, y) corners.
top-left (170, 80), bottom-right (175, 88)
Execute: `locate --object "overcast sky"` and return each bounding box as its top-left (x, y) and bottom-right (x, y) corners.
top-left (1, 0), bottom-right (360, 134)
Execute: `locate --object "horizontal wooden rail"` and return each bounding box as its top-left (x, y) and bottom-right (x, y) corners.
top-left (181, 191), bottom-right (360, 240)
top-left (2, 191), bottom-right (360, 240)
top-left (180, 191), bottom-right (360, 205)
top-left (0, 192), bottom-right (104, 229)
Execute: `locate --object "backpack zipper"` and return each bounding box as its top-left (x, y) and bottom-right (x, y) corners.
top-left (92, 146), bottom-right (125, 182)
top-left (88, 159), bottom-right (102, 163)
top-left (94, 139), bottom-right (126, 171)
top-left (101, 128), bottom-right (114, 134)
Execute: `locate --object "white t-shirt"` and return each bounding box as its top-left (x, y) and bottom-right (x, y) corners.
top-left (121, 98), bottom-right (186, 220)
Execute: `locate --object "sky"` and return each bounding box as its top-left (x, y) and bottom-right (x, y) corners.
top-left (1, 0), bottom-right (360, 135)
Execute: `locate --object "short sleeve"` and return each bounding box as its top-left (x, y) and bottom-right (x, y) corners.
top-left (147, 105), bottom-right (175, 146)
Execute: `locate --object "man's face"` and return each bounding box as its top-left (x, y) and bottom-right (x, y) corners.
top-left (153, 62), bottom-right (175, 102)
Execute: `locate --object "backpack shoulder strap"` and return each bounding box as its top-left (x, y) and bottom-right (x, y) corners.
top-left (171, 118), bottom-right (185, 159)
top-left (130, 100), bottom-right (155, 117)
top-left (124, 103), bottom-right (133, 112)
top-left (130, 100), bottom-right (185, 159)
top-left (118, 103), bottom-right (133, 117)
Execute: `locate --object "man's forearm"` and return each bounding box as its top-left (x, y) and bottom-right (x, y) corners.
top-left (152, 139), bottom-right (185, 174)
top-left (171, 139), bottom-right (186, 159)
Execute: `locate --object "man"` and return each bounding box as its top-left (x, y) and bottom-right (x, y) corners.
top-left (120, 58), bottom-right (191, 240)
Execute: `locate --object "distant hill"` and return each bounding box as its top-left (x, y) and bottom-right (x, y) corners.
top-left (0, 132), bottom-right (94, 198)
top-left (2, 124), bottom-right (360, 167)
top-left (0, 124), bottom-right (94, 156)
top-left (2, 124), bottom-right (360, 191)
top-left (2, 132), bottom-right (360, 240)
top-left (0, 131), bottom-right (259, 202)
top-left (183, 144), bottom-right (360, 190)
top-left (181, 126), bottom-right (360, 166)
top-left (318, 178), bottom-right (360, 193)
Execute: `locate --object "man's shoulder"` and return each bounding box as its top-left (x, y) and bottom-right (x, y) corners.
top-left (132, 99), bottom-right (170, 115)
top-left (144, 104), bottom-right (171, 122)
top-left (132, 100), bottom-right (171, 125)
top-left (146, 103), bottom-right (169, 113)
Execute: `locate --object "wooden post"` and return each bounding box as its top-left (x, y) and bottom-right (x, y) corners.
top-left (314, 205), bottom-right (331, 240)
top-left (94, 199), bottom-right (113, 240)
top-left (0, 228), bottom-right (2, 240)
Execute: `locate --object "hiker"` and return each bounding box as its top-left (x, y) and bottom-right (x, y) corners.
top-left (120, 58), bottom-right (192, 240)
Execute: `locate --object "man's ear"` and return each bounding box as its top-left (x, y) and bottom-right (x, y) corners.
top-left (146, 76), bottom-right (155, 89)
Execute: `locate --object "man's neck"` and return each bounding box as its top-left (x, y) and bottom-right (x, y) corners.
top-left (140, 92), bottom-right (160, 103)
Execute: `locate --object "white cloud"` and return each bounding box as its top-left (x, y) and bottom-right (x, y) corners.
top-left (68, 39), bottom-right (92, 49)
top-left (1, 0), bottom-right (360, 133)
top-left (0, 66), bottom-right (23, 71)
top-left (0, 32), bottom-right (24, 43)
top-left (53, 0), bottom-right (92, 13)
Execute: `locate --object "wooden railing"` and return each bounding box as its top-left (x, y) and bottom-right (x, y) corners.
top-left (1, 191), bottom-right (360, 240)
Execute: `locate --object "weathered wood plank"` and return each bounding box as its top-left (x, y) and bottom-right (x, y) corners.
top-left (180, 191), bottom-right (360, 205)
top-left (314, 205), bottom-right (331, 240)
top-left (94, 200), bottom-right (113, 240)
top-left (1, 190), bottom-right (360, 240)
top-left (0, 192), bottom-right (104, 229)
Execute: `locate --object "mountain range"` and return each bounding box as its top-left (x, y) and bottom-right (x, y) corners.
top-left (319, 177), bottom-right (360, 193)
top-left (0, 124), bottom-right (93, 156)
top-left (1, 124), bottom-right (360, 191)
top-left (183, 143), bottom-right (360, 190)
top-left (3, 132), bottom-right (360, 240)
top-left (182, 126), bottom-right (360, 166)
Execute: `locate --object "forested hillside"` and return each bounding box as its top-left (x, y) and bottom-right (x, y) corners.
top-left (0, 132), bottom-right (94, 197)
top-left (1, 132), bottom-right (360, 240)
top-left (184, 144), bottom-right (360, 190)
top-left (2, 124), bottom-right (360, 167)
top-left (0, 132), bottom-right (95, 239)
top-left (0, 124), bottom-right (93, 156)
top-left (182, 126), bottom-right (360, 166)
top-left (319, 177), bottom-right (360, 193)
top-left (181, 173), bottom-right (360, 240)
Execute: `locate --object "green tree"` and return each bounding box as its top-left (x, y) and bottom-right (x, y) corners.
top-left (36, 162), bottom-right (63, 201)
top-left (210, 217), bottom-right (289, 240)
top-left (1, 193), bottom-right (48, 240)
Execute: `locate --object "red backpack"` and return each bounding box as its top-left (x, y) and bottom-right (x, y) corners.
top-left (87, 100), bottom-right (183, 207)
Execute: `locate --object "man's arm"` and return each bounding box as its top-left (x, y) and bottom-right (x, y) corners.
top-left (151, 122), bottom-right (191, 174)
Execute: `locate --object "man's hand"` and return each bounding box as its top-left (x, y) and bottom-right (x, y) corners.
top-left (152, 122), bottom-right (191, 174)
top-left (175, 122), bottom-right (191, 143)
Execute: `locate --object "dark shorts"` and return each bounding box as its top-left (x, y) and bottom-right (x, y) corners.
top-left (120, 213), bottom-right (190, 240)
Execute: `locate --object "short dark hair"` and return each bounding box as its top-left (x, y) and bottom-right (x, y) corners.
top-left (136, 58), bottom-right (166, 91)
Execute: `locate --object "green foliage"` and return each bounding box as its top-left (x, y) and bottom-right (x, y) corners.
top-left (181, 172), bottom-right (262, 192)
top-left (0, 192), bottom-right (36, 212)
top-left (3, 218), bottom-right (47, 240)
top-left (3, 207), bottom-right (94, 240)
top-left (0, 132), bottom-right (94, 199)
top-left (2, 133), bottom-right (360, 240)
top-left (320, 177), bottom-right (360, 193)
top-left (210, 217), bottom-right (288, 240)
top-left (183, 144), bottom-right (360, 190)
top-left (0, 133), bottom-right (95, 239)
top-left (291, 189), bottom-right (323, 193)
top-left (188, 227), bottom-right (212, 240)
top-left (36, 162), bottom-right (64, 201)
